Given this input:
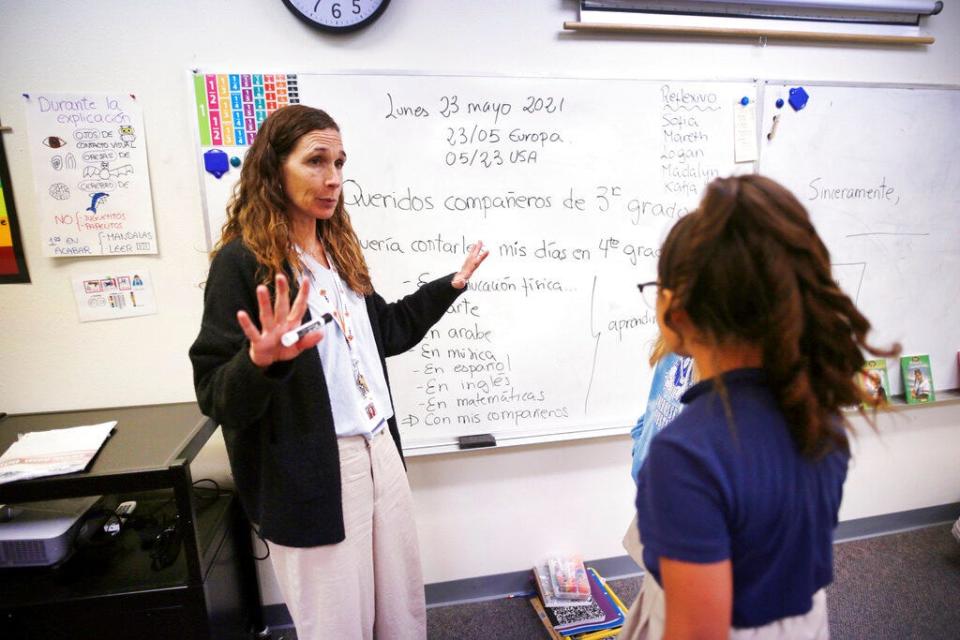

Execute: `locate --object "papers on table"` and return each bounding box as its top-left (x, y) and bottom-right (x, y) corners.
top-left (0, 421), bottom-right (116, 485)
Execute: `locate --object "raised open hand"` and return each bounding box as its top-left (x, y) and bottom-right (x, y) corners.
top-left (452, 240), bottom-right (489, 290)
top-left (237, 274), bottom-right (324, 368)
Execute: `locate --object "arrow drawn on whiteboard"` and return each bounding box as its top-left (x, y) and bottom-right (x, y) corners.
top-left (831, 262), bottom-right (867, 306)
top-left (584, 275), bottom-right (601, 414)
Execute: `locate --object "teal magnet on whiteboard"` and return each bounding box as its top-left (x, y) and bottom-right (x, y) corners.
top-left (230, 156), bottom-right (242, 168)
top-left (788, 87), bottom-right (809, 111)
top-left (203, 149), bottom-right (229, 179)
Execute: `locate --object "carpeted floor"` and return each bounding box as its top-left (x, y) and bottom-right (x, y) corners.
top-left (424, 524), bottom-right (960, 640)
top-left (826, 524), bottom-right (960, 639)
top-left (275, 523), bottom-right (960, 639)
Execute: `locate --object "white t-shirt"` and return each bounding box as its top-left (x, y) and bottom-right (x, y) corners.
top-left (298, 251), bottom-right (394, 438)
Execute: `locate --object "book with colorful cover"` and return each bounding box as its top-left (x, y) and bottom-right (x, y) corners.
top-left (557, 568), bottom-right (625, 636)
top-left (585, 569), bottom-right (628, 617)
top-left (588, 569), bottom-right (626, 613)
top-left (901, 354), bottom-right (935, 404)
top-left (570, 570), bottom-right (628, 639)
top-left (856, 358), bottom-right (890, 408)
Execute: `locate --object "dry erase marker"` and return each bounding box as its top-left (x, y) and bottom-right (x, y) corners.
top-left (281, 313), bottom-right (334, 347)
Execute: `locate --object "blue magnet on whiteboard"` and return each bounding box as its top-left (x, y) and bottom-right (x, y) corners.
top-left (775, 98), bottom-right (785, 109)
top-left (230, 156), bottom-right (242, 168)
top-left (740, 96), bottom-right (750, 106)
top-left (203, 149), bottom-right (229, 179)
top-left (788, 87), bottom-right (809, 111)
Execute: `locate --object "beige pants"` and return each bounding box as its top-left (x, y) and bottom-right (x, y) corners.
top-left (620, 515), bottom-right (665, 640)
top-left (269, 429), bottom-right (427, 640)
top-left (620, 516), bottom-right (830, 640)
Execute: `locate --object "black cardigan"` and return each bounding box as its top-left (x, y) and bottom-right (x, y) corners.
top-left (189, 239), bottom-right (463, 547)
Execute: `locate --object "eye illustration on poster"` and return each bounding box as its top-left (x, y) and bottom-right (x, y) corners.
top-left (0, 132), bottom-right (31, 284)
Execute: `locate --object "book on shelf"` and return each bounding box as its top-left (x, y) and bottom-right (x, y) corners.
top-left (856, 358), bottom-right (890, 409)
top-left (901, 354), bottom-right (935, 404)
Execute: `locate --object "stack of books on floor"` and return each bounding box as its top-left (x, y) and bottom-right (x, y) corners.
top-left (529, 557), bottom-right (627, 639)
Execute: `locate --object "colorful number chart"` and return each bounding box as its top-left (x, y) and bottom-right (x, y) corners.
top-left (194, 74), bottom-right (300, 146)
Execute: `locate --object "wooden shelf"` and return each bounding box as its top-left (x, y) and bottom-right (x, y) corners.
top-left (562, 21), bottom-right (935, 46)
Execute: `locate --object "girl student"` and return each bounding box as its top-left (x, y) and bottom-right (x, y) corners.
top-left (631, 175), bottom-right (897, 639)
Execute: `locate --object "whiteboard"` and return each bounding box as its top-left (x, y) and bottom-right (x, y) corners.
top-left (194, 72), bottom-right (756, 452)
top-left (759, 83), bottom-right (960, 395)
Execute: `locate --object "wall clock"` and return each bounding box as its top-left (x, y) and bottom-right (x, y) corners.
top-left (282, 0), bottom-right (391, 33)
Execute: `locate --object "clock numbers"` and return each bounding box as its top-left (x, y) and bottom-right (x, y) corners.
top-left (284, 0), bottom-right (390, 32)
top-left (313, 1), bottom-right (366, 20)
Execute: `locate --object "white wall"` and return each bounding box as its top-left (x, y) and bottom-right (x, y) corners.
top-left (2, 0), bottom-right (958, 607)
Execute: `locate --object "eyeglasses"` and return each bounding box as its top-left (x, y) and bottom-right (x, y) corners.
top-left (637, 281), bottom-right (659, 310)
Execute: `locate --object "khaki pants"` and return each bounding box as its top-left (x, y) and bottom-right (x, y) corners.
top-left (269, 429), bottom-right (427, 640)
top-left (620, 515), bottom-right (829, 640)
top-left (620, 515), bottom-right (665, 640)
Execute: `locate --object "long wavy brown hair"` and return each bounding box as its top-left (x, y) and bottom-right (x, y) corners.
top-left (658, 175), bottom-right (899, 457)
top-left (213, 105), bottom-right (372, 295)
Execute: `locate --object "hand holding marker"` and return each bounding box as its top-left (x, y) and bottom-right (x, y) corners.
top-left (239, 275), bottom-right (327, 368)
top-left (281, 313), bottom-right (334, 347)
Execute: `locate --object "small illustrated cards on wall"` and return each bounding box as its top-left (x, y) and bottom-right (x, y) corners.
top-left (900, 354), bottom-right (935, 404)
top-left (71, 269), bottom-right (156, 322)
top-left (23, 92), bottom-right (157, 257)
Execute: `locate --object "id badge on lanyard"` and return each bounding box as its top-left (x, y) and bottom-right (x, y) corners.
top-left (326, 262), bottom-right (383, 429)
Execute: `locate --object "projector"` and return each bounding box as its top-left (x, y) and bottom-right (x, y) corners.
top-left (0, 495), bottom-right (101, 567)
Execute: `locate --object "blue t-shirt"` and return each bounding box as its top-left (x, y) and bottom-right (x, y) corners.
top-left (636, 368), bottom-right (849, 629)
top-left (630, 353), bottom-right (695, 483)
